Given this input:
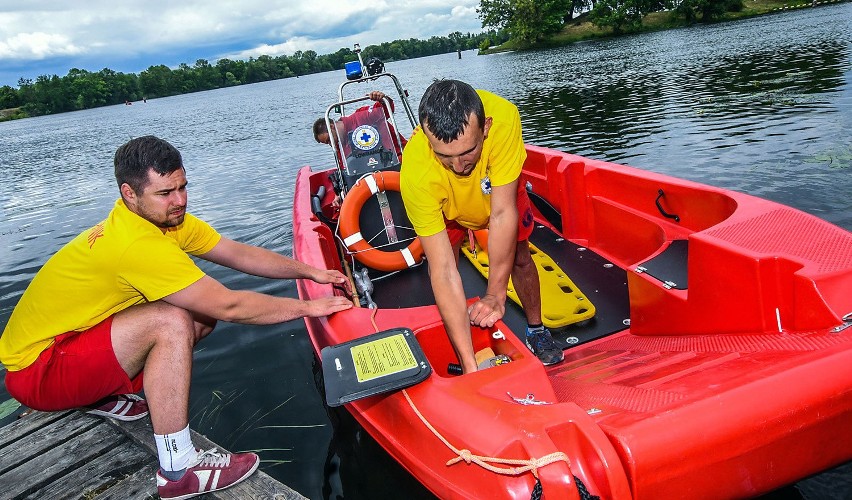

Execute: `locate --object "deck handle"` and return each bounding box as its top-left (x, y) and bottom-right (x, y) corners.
top-left (655, 189), bottom-right (681, 223)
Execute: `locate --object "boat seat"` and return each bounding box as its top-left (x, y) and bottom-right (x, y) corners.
top-left (333, 103), bottom-right (403, 190)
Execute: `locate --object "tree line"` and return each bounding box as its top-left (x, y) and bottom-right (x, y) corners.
top-left (0, 31), bottom-right (507, 120)
top-left (478, 0), bottom-right (744, 44)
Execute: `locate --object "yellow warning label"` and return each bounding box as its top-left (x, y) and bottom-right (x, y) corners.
top-left (351, 333), bottom-right (418, 383)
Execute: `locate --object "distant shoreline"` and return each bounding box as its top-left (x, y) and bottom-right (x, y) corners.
top-left (482, 0), bottom-right (849, 53)
top-left (3, 1), bottom-right (847, 123)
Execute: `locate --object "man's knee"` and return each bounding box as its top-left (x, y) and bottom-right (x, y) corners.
top-left (120, 301), bottom-right (199, 344)
top-left (149, 303), bottom-right (199, 343)
top-left (158, 303), bottom-right (218, 343)
top-left (115, 300), bottom-right (215, 346)
top-left (153, 302), bottom-right (194, 324)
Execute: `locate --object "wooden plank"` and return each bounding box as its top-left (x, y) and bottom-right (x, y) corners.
top-left (0, 411), bottom-right (100, 475)
top-left (22, 441), bottom-right (152, 500)
top-left (1, 417), bottom-right (125, 498)
top-left (0, 410), bottom-right (307, 500)
top-left (106, 414), bottom-right (307, 499)
top-left (0, 410), bottom-right (73, 449)
top-left (94, 462), bottom-right (159, 500)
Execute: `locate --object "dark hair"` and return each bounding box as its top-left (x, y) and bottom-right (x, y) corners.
top-left (114, 136), bottom-right (183, 195)
top-left (418, 79), bottom-right (485, 143)
top-left (312, 118), bottom-right (328, 142)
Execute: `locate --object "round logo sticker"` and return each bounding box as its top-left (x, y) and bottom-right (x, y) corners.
top-left (351, 125), bottom-right (380, 151)
top-left (480, 175), bottom-right (492, 195)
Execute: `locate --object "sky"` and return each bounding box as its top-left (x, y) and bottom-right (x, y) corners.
top-left (0, 0), bottom-right (484, 88)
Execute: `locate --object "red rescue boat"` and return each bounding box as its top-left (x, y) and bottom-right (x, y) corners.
top-left (293, 50), bottom-right (852, 499)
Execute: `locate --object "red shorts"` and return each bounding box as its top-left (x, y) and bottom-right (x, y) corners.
top-left (5, 316), bottom-right (143, 411)
top-left (445, 182), bottom-right (535, 247)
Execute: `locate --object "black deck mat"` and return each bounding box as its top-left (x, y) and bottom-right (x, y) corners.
top-left (367, 224), bottom-right (631, 349)
top-left (636, 239), bottom-right (689, 290)
top-left (527, 225), bottom-right (631, 347)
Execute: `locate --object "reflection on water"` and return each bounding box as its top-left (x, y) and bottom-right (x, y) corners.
top-left (1, 4), bottom-right (850, 498)
top-left (509, 9), bottom-right (851, 230)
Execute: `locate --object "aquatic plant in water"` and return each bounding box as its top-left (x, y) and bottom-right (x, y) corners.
top-left (807, 146), bottom-right (852, 169)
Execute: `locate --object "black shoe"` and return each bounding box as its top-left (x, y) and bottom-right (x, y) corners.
top-left (525, 327), bottom-right (565, 366)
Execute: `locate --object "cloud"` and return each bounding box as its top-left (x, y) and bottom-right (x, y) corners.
top-left (0, 0), bottom-right (485, 86)
top-left (0, 31), bottom-right (83, 60)
top-left (217, 1), bottom-right (482, 62)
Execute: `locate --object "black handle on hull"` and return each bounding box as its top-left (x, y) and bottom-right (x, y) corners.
top-left (655, 189), bottom-right (680, 223)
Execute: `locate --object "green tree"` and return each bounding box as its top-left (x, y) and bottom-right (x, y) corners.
top-left (277, 58), bottom-right (296, 78)
top-left (676, 0), bottom-right (743, 22)
top-left (20, 74), bottom-right (69, 115)
top-left (478, 0), bottom-right (572, 44)
top-left (590, 0), bottom-right (671, 32)
top-left (243, 58), bottom-right (270, 83)
top-left (139, 65), bottom-right (173, 98)
top-left (286, 51), bottom-right (309, 76)
top-left (590, 0), bottom-right (642, 33)
top-left (449, 31), bottom-right (465, 49)
top-left (0, 85), bottom-right (20, 109)
top-left (193, 59), bottom-right (221, 90)
top-left (223, 71), bottom-right (241, 87)
top-left (216, 58), bottom-right (246, 85)
top-left (325, 47), bottom-right (356, 70)
top-left (479, 0), bottom-right (513, 33)
top-left (65, 68), bottom-right (108, 109)
top-left (174, 63), bottom-right (197, 93)
top-left (98, 68), bottom-right (140, 104)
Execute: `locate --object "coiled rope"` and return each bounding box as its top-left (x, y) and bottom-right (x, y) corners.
top-left (402, 389), bottom-right (569, 477)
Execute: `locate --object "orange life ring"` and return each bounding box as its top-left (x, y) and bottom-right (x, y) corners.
top-left (338, 171), bottom-right (424, 271)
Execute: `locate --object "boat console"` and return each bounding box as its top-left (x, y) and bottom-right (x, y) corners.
top-left (322, 44), bottom-right (417, 194)
top-left (312, 48), bottom-right (428, 298)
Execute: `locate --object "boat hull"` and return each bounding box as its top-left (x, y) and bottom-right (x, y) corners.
top-left (293, 146), bottom-right (852, 499)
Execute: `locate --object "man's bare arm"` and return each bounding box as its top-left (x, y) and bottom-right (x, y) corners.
top-left (201, 237), bottom-right (348, 287)
top-left (164, 275), bottom-right (351, 325)
top-left (467, 179), bottom-right (519, 328)
top-left (420, 231), bottom-right (478, 373)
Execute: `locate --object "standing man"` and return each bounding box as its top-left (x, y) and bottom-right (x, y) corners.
top-left (0, 136), bottom-right (352, 499)
top-left (400, 79), bottom-right (563, 374)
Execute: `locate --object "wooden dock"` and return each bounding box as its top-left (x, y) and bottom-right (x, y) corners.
top-left (0, 409), bottom-right (307, 499)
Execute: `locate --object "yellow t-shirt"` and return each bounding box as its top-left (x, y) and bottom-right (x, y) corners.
top-left (0, 199), bottom-right (221, 371)
top-left (400, 89), bottom-right (527, 237)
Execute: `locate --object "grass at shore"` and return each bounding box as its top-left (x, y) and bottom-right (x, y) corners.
top-left (490, 0), bottom-right (846, 51)
top-left (0, 107), bottom-right (26, 122)
top-left (0, 108), bottom-right (29, 122)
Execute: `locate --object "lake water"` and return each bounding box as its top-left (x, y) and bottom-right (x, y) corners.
top-left (1, 4), bottom-right (850, 498)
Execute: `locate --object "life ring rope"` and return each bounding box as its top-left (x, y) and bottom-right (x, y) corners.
top-left (343, 231), bottom-right (419, 257)
top-left (337, 171), bottom-right (424, 272)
